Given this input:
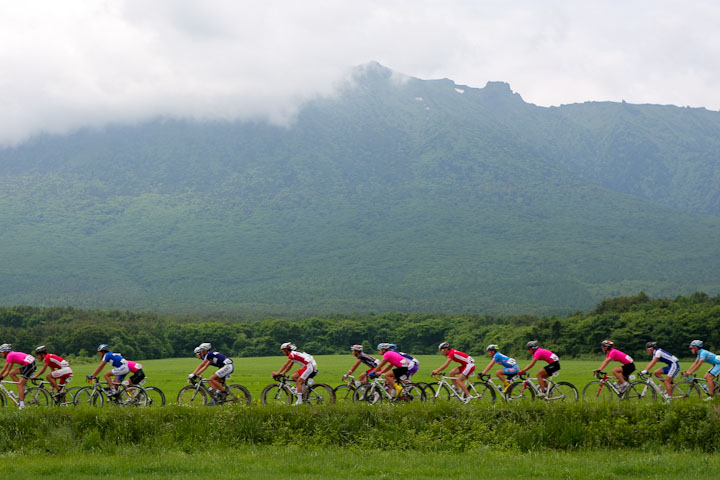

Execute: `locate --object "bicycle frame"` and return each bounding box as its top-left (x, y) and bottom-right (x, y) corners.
top-left (0, 381), bottom-right (22, 406)
top-left (432, 375), bottom-right (479, 401)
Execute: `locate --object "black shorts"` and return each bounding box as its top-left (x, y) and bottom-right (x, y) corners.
top-left (129, 369), bottom-right (146, 385)
top-left (20, 361), bottom-right (37, 379)
top-left (621, 362), bottom-right (636, 380)
top-left (393, 367), bottom-right (408, 380)
top-left (543, 361), bottom-right (560, 376)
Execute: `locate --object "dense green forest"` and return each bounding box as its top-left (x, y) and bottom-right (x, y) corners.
top-left (1, 63), bottom-right (720, 314)
top-left (1, 292), bottom-right (718, 360)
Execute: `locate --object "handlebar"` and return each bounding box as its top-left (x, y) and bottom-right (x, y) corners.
top-left (593, 370), bottom-right (607, 378)
top-left (272, 374), bottom-right (289, 382)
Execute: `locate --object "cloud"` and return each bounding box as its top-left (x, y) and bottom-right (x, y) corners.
top-left (0, 1), bottom-right (718, 146)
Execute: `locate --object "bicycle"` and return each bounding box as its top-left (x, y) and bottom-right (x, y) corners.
top-left (73, 377), bottom-right (148, 408)
top-left (0, 379), bottom-right (50, 407)
top-left (29, 378), bottom-right (76, 406)
top-left (582, 370), bottom-right (632, 403)
top-left (475, 373), bottom-right (522, 402)
top-left (261, 374), bottom-right (335, 405)
top-left (334, 375), bottom-right (362, 402)
top-left (426, 374), bottom-right (495, 404)
top-left (507, 372), bottom-right (578, 402)
top-left (177, 375), bottom-right (251, 406)
top-left (670, 373), bottom-right (720, 400)
top-left (624, 372), bottom-right (675, 403)
top-left (351, 374), bottom-right (425, 404)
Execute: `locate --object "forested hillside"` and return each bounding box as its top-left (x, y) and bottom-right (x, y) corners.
top-left (1, 63), bottom-right (719, 314)
top-left (1, 293), bottom-right (718, 360)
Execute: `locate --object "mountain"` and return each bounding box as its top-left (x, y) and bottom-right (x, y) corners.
top-left (1, 62), bottom-right (719, 314)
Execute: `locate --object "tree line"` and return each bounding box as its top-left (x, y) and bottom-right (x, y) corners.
top-left (1, 292), bottom-right (718, 361)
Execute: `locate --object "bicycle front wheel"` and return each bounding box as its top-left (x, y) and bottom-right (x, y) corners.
top-left (582, 381), bottom-right (615, 403)
top-left (547, 382), bottom-right (578, 402)
top-left (353, 384), bottom-right (383, 404)
top-left (333, 384), bottom-right (355, 403)
top-left (471, 382), bottom-right (497, 403)
top-left (671, 381), bottom-right (702, 400)
top-left (624, 381), bottom-right (656, 402)
top-left (25, 387), bottom-right (50, 407)
top-left (506, 382), bottom-right (535, 403)
top-left (144, 386), bottom-right (166, 407)
top-left (304, 383), bottom-right (335, 405)
top-left (261, 384), bottom-right (292, 406)
top-left (429, 383), bottom-right (453, 403)
top-left (177, 385), bottom-right (207, 406)
top-left (73, 387), bottom-right (104, 408)
top-left (224, 384), bottom-right (252, 406)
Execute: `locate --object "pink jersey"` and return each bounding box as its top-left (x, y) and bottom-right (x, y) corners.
top-left (127, 360), bottom-right (143, 373)
top-left (606, 348), bottom-right (633, 365)
top-left (447, 348), bottom-right (474, 365)
top-left (6, 351), bottom-right (34, 366)
top-left (383, 350), bottom-right (410, 368)
top-left (44, 353), bottom-right (69, 369)
top-left (533, 348), bottom-right (559, 364)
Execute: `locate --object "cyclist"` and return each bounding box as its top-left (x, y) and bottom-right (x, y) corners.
top-left (344, 344), bottom-right (379, 385)
top-left (389, 344), bottom-right (420, 384)
top-left (594, 340), bottom-right (635, 393)
top-left (640, 341), bottom-right (680, 397)
top-left (31, 345), bottom-right (73, 396)
top-left (370, 343), bottom-right (413, 397)
top-left (0, 344), bottom-right (36, 409)
top-left (684, 340), bottom-right (720, 399)
top-left (188, 343), bottom-right (233, 403)
top-left (481, 344), bottom-right (520, 393)
top-left (519, 341), bottom-right (560, 397)
top-left (272, 342), bottom-right (317, 405)
top-left (87, 344), bottom-right (142, 394)
top-left (431, 341), bottom-right (475, 401)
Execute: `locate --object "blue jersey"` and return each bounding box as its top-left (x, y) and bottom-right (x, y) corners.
top-left (697, 349), bottom-right (720, 366)
top-left (653, 348), bottom-right (679, 366)
top-left (492, 352), bottom-right (517, 369)
top-left (102, 352), bottom-right (125, 368)
top-left (202, 351), bottom-right (233, 368)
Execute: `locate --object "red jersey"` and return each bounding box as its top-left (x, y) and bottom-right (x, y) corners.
top-left (447, 348), bottom-right (474, 366)
top-left (44, 353), bottom-right (69, 369)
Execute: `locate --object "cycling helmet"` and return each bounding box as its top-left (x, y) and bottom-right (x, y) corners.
top-left (280, 342), bottom-right (296, 351)
top-left (690, 340), bottom-right (703, 349)
top-left (525, 340), bottom-right (539, 350)
top-left (486, 344), bottom-right (499, 352)
top-left (438, 341), bottom-right (450, 350)
top-left (35, 345), bottom-right (48, 354)
top-left (97, 344), bottom-right (110, 352)
top-left (376, 342), bottom-right (391, 351)
top-left (0, 343), bottom-right (12, 353)
top-left (645, 341), bottom-right (658, 350)
top-left (350, 344), bottom-right (363, 352)
top-left (601, 340), bottom-right (614, 349)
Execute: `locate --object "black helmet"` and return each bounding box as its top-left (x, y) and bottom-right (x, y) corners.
top-left (35, 345), bottom-right (48, 354)
top-left (645, 341), bottom-right (657, 350)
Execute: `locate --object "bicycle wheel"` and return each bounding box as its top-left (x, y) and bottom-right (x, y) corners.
top-left (506, 381), bottom-right (535, 403)
top-left (624, 381), bottom-right (656, 402)
top-left (471, 382), bottom-right (497, 403)
top-left (224, 384), bottom-right (252, 406)
top-left (333, 384), bottom-right (356, 403)
top-left (671, 381), bottom-right (702, 400)
top-left (354, 384), bottom-right (383, 404)
top-left (582, 381), bottom-right (616, 403)
top-left (66, 386), bottom-right (84, 403)
top-left (304, 383), bottom-right (335, 405)
top-left (24, 387), bottom-right (50, 407)
top-left (177, 385), bottom-right (207, 406)
top-left (0, 391), bottom-right (6, 407)
top-left (429, 383), bottom-right (453, 403)
top-left (73, 387), bottom-right (104, 408)
top-left (546, 381), bottom-right (578, 402)
top-left (260, 384), bottom-right (292, 406)
top-left (397, 383), bottom-right (425, 403)
top-left (118, 386), bottom-right (147, 406)
top-left (144, 386), bottom-right (166, 407)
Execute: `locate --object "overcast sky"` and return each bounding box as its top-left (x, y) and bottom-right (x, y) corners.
top-left (1, 1), bottom-right (719, 146)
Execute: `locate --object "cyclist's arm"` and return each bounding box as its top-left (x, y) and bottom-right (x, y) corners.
top-left (89, 361), bottom-right (107, 378)
top-left (192, 359), bottom-right (211, 376)
top-left (273, 359), bottom-right (294, 376)
top-left (481, 360), bottom-right (496, 375)
top-left (685, 359), bottom-right (702, 375)
top-left (33, 364), bottom-right (49, 379)
top-left (370, 359), bottom-right (388, 375)
top-left (347, 359), bottom-right (362, 376)
top-left (596, 358), bottom-right (610, 372)
top-left (643, 357), bottom-right (658, 372)
top-left (431, 358), bottom-right (452, 376)
top-left (520, 358), bottom-right (537, 373)
top-left (0, 362), bottom-right (10, 378)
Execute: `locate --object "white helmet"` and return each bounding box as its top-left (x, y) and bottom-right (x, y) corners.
top-left (0, 343), bottom-right (11, 352)
top-left (281, 342), bottom-right (296, 351)
top-left (194, 343), bottom-right (212, 355)
top-left (350, 344), bottom-right (363, 352)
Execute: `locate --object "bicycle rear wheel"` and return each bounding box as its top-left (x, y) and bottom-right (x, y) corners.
top-left (304, 383), bottom-right (335, 405)
top-left (25, 387), bottom-right (50, 407)
top-left (582, 381), bottom-right (616, 403)
top-left (224, 384), bottom-right (252, 406)
top-left (547, 381), bottom-right (579, 401)
top-left (119, 386), bottom-right (148, 406)
top-left (353, 384), bottom-right (383, 404)
top-left (73, 387), bottom-right (104, 408)
top-left (177, 385), bottom-right (207, 406)
top-left (333, 384), bottom-right (356, 403)
top-left (671, 381), bottom-right (702, 400)
top-left (260, 384), bottom-right (292, 406)
top-left (624, 381), bottom-right (657, 402)
top-left (506, 381), bottom-right (535, 403)
top-left (397, 383), bottom-right (425, 403)
top-left (471, 382), bottom-right (496, 403)
top-left (144, 386), bottom-right (166, 407)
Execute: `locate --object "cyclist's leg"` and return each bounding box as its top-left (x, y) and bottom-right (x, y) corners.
top-left (660, 364), bottom-right (676, 396)
top-left (358, 369), bottom-right (369, 384)
top-left (46, 371), bottom-right (59, 392)
top-left (612, 365), bottom-right (626, 387)
top-left (537, 367), bottom-right (549, 392)
top-left (706, 366), bottom-right (720, 396)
